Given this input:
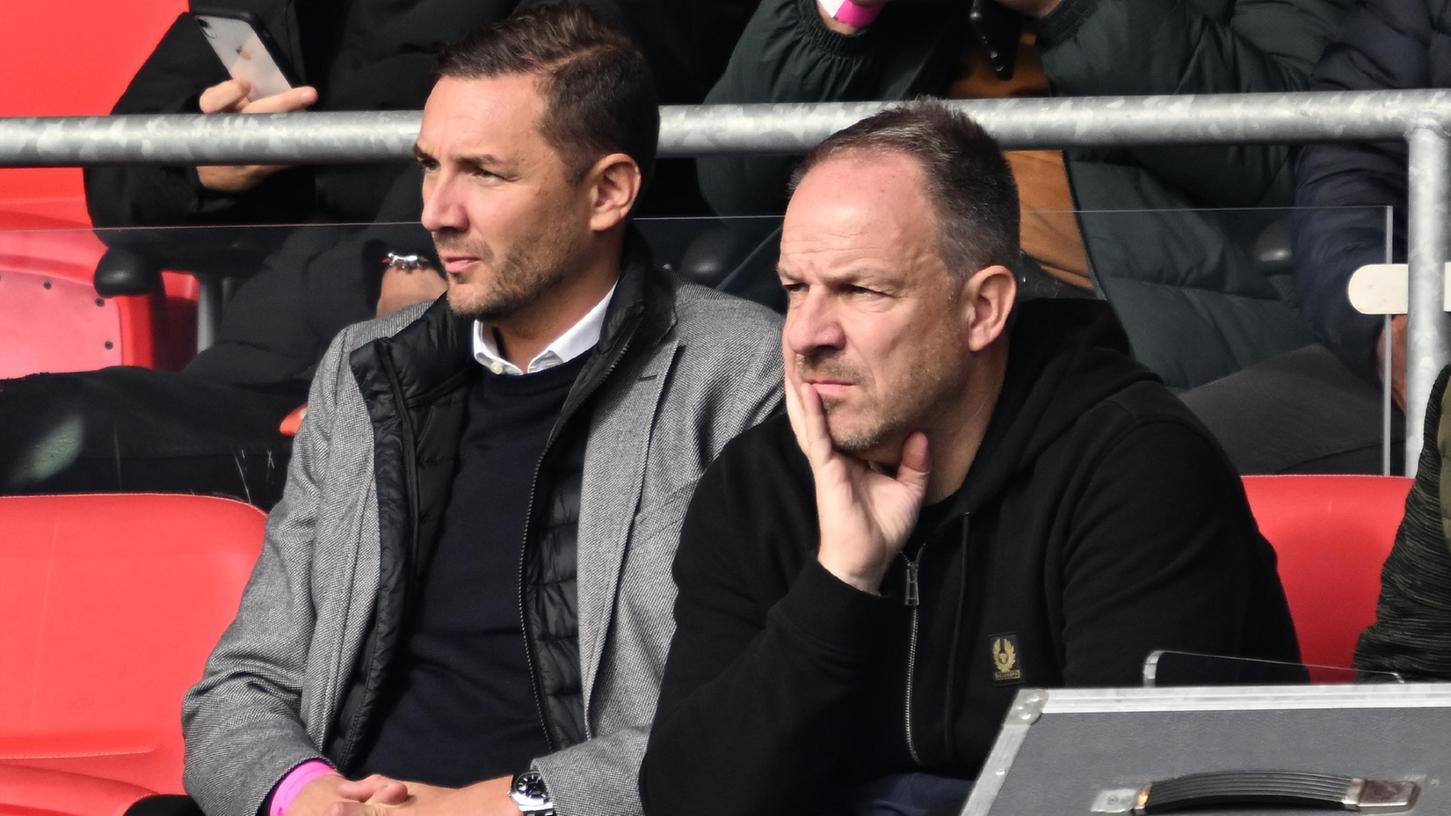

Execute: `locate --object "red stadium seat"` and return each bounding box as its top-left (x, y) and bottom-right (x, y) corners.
top-left (1241, 474), bottom-right (1412, 682)
top-left (0, 0), bottom-right (196, 377)
top-left (0, 493), bottom-right (265, 813)
top-left (0, 225), bottom-right (199, 376)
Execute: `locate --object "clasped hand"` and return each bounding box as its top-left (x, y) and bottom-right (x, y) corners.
top-left (291, 773), bottom-right (520, 816)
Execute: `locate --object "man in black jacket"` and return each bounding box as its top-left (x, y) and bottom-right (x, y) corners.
top-left (640, 102), bottom-right (1300, 816)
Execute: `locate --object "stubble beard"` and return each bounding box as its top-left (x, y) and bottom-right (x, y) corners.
top-left (441, 225), bottom-right (581, 323)
top-left (798, 356), bottom-right (908, 455)
top-left (800, 332), bottom-right (968, 458)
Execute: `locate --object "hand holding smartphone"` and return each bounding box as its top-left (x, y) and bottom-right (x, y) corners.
top-left (190, 8), bottom-right (317, 193)
top-left (193, 8), bottom-right (300, 100)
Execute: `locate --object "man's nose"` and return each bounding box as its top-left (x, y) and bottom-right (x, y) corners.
top-left (420, 175), bottom-right (466, 234)
top-left (785, 291), bottom-right (846, 358)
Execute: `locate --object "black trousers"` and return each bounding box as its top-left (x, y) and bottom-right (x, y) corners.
top-left (125, 796), bottom-right (205, 816)
top-left (0, 366), bottom-right (301, 509)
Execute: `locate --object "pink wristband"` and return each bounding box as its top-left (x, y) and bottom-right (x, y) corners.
top-left (270, 760), bottom-right (338, 816)
top-left (819, 0), bottom-right (883, 28)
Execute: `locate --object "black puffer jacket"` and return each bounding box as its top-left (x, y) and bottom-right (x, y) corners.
top-left (324, 239), bottom-right (676, 769)
top-left (1292, 0), bottom-right (1451, 383)
top-left (699, 0), bottom-right (1352, 389)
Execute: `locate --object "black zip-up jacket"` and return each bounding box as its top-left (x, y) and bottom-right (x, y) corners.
top-left (640, 299), bottom-right (1300, 816)
top-left (324, 239), bottom-right (676, 769)
top-left (1292, 0), bottom-right (1451, 383)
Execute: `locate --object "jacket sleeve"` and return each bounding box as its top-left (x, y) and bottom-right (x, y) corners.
top-left (1058, 417), bottom-right (1299, 685)
top-left (639, 455), bottom-right (895, 816)
top-left (533, 306), bottom-right (785, 816)
top-left (83, 11), bottom-right (311, 234)
top-left (1036, 0), bottom-right (1350, 208)
top-left (1291, 0), bottom-right (1424, 381)
top-left (696, 0), bottom-right (941, 215)
top-left (1356, 366), bottom-right (1451, 679)
top-left (180, 328), bottom-right (353, 816)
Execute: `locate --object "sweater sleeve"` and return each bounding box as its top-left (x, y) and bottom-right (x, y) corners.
top-left (1058, 416), bottom-right (1300, 686)
top-left (639, 454), bottom-right (894, 816)
top-left (1291, 0), bottom-right (1426, 381)
top-left (1037, 0), bottom-right (1351, 209)
top-left (1356, 366), bottom-right (1451, 679)
top-left (180, 327), bottom-right (354, 816)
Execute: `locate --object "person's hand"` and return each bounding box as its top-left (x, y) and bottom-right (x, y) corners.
top-left (326, 775), bottom-right (521, 816)
top-left (989, 0), bottom-right (1065, 19)
top-left (286, 773), bottom-right (407, 816)
top-left (195, 78), bottom-right (318, 194)
top-left (1377, 314), bottom-right (1407, 412)
top-left (785, 374), bottom-right (931, 594)
top-left (376, 263), bottom-right (447, 317)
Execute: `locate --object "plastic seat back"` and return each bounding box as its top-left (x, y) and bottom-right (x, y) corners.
top-left (1241, 475), bottom-right (1411, 682)
top-left (0, 493), bottom-right (264, 794)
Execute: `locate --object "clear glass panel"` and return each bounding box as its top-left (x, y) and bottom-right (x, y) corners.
top-left (0, 205), bottom-right (1399, 473)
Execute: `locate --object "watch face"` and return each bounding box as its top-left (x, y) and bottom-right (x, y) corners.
top-left (511, 770), bottom-right (552, 812)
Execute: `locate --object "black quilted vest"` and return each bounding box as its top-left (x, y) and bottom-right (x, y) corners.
top-left (325, 240), bottom-right (674, 768)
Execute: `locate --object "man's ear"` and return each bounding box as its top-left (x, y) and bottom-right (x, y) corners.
top-left (586, 152), bottom-right (643, 233)
top-left (961, 264), bottom-right (1017, 353)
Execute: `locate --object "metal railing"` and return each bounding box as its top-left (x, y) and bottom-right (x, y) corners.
top-left (4, 89), bottom-right (1449, 470)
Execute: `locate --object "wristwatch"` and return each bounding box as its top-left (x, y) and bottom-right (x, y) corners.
top-left (818, 0), bottom-right (884, 28)
top-left (509, 770), bottom-right (556, 816)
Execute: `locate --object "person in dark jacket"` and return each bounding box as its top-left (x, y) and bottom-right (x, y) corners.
top-left (698, 0), bottom-right (1350, 392)
top-left (125, 9), bottom-right (782, 816)
top-left (1293, 0), bottom-right (1451, 427)
top-left (640, 102), bottom-right (1299, 816)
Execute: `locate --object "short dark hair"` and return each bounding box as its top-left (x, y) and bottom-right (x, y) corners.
top-left (437, 3), bottom-right (659, 188)
top-left (790, 100), bottom-right (1020, 278)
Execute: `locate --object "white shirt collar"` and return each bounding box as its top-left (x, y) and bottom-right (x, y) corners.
top-left (472, 283), bottom-right (617, 375)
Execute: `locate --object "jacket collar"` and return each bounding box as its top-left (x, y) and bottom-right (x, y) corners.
top-left (359, 227), bottom-right (675, 408)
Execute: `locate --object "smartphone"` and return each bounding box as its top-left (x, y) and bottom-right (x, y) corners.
top-left (192, 8), bottom-right (299, 101)
top-left (968, 0), bottom-right (1021, 81)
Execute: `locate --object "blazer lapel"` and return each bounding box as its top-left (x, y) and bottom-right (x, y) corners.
top-left (574, 339), bottom-right (679, 719)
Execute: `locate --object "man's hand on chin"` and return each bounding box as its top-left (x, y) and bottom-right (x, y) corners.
top-left (325, 775), bottom-right (522, 816)
top-left (784, 375), bottom-right (931, 596)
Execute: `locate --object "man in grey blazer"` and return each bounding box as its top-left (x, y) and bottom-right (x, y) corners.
top-left (168, 7), bottom-right (781, 816)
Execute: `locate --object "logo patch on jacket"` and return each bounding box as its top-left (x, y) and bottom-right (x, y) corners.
top-left (990, 634), bottom-right (1022, 683)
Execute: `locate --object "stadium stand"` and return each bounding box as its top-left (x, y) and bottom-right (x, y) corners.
top-left (0, 493), bottom-right (265, 810)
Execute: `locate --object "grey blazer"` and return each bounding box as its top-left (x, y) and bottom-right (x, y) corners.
top-left (181, 283), bottom-right (783, 816)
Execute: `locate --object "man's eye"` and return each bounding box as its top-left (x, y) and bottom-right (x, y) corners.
top-left (848, 285), bottom-right (883, 297)
top-left (781, 282), bottom-right (805, 295)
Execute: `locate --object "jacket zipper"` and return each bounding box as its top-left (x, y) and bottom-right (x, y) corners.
top-left (516, 333), bottom-right (635, 751)
top-left (335, 345), bottom-right (420, 767)
top-left (379, 347), bottom-right (422, 577)
top-left (901, 544), bottom-right (926, 767)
